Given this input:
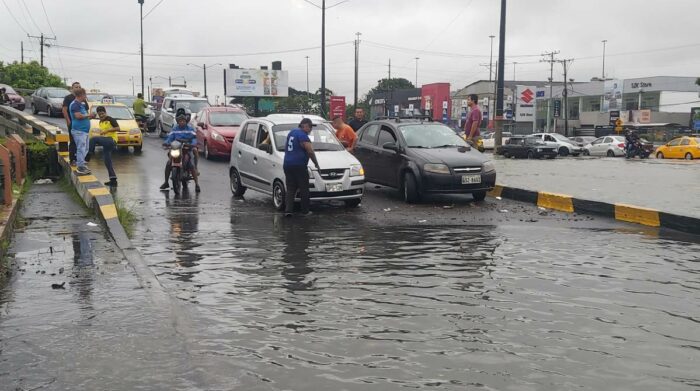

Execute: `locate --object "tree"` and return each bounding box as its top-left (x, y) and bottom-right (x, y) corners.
top-left (0, 61), bottom-right (64, 90)
top-left (366, 78), bottom-right (415, 98)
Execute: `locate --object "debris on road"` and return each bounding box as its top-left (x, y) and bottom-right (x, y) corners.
top-left (33, 178), bottom-right (53, 184)
top-left (87, 222), bottom-right (98, 227)
top-left (51, 282), bottom-right (66, 289)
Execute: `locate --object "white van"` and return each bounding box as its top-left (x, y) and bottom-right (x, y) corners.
top-left (229, 116), bottom-right (365, 210)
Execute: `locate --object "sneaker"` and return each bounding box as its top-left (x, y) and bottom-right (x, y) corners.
top-left (159, 182), bottom-right (169, 190)
top-left (195, 185), bottom-right (201, 193)
top-left (104, 179), bottom-right (118, 187)
top-left (300, 211), bottom-right (313, 217)
top-left (76, 166), bottom-right (91, 175)
top-left (284, 212), bottom-right (293, 218)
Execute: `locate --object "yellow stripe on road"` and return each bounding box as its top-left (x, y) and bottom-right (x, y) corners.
top-left (537, 192), bottom-right (574, 213)
top-left (615, 204), bottom-right (660, 227)
top-left (100, 204), bottom-right (118, 220)
top-left (488, 185), bottom-right (504, 198)
top-left (88, 187), bottom-right (111, 196)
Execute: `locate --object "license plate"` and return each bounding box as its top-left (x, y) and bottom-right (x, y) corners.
top-left (326, 183), bottom-right (344, 192)
top-left (118, 136), bottom-right (126, 142)
top-left (461, 175), bottom-right (481, 184)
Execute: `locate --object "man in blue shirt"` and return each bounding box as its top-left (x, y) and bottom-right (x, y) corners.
top-left (283, 118), bottom-right (320, 216)
top-left (69, 88), bottom-right (94, 175)
top-left (161, 112), bottom-right (200, 193)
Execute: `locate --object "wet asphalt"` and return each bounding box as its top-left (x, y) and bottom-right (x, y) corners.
top-left (2, 113), bottom-right (697, 390)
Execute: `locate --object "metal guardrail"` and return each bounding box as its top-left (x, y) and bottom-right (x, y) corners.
top-left (0, 105), bottom-right (69, 153)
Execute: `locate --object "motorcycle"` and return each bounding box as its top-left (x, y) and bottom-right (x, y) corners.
top-left (626, 140), bottom-right (650, 159)
top-left (166, 140), bottom-right (195, 194)
top-left (135, 114), bottom-right (148, 136)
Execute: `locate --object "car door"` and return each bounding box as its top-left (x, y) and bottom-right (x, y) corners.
top-left (162, 98), bottom-right (174, 131)
top-left (354, 123), bottom-right (380, 183)
top-left (195, 110), bottom-right (207, 145)
top-left (234, 122), bottom-right (258, 188)
top-left (589, 137), bottom-right (604, 155)
top-left (39, 89), bottom-right (48, 112)
top-left (374, 126), bottom-right (402, 188)
top-left (679, 138), bottom-right (691, 158)
top-left (664, 138), bottom-right (682, 158)
top-left (249, 123), bottom-right (276, 191)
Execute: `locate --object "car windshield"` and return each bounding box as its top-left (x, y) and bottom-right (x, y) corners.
top-left (209, 112), bottom-right (247, 126)
top-left (272, 123), bottom-right (344, 152)
top-left (90, 106), bottom-right (134, 120)
top-left (87, 93), bottom-right (106, 101)
top-left (0, 85), bottom-right (17, 94)
top-left (176, 100), bottom-right (210, 113)
top-left (551, 133), bottom-right (571, 142)
top-left (399, 124), bottom-right (468, 148)
top-left (113, 96), bottom-right (136, 107)
top-left (47, 89), bottom-right (68, 98)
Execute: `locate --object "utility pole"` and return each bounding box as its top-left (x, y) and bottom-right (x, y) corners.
top-left (601, 39), bottom-right (607, 80)
top-left (489, 34), bottom-right (495, 124)
top-left (494, 0), bottom-right (507, 148)
top-left (321, 0), bottom-right (326, 118)
top-left (541, 50), bottom-right (560, 133)
top-left (414, 57), bottom-right (419, 87)
top-left (27, 33), bottom-right (56, 68)
top-left (557, 59), bottom-right (574, 137)
top-left (513, 61), bottom-right (517, 81)
top-left (388, 59), bottom-right (391, 80)
top-left (130, 76), bottom-right (135, 95)
top-left (21, 41), bottom-right (24, 64)
top-left (138, 0), bottom-right (145, 97)
top-left (354, 32), bottom-right (361, 109)
top-left (187, 63), bottom-right (221, 99)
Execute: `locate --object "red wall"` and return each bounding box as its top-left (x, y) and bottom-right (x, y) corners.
top-left (421, 83), bottom-right (451, 122)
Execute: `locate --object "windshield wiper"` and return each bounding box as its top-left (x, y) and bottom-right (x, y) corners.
top-left (432, 144), bottom-right (459, 148)
top-left (407, 145), bottom-right (428, 148)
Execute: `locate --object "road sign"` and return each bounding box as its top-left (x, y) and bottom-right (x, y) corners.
top-left (615, 118), bottom-right (623, 127)
top-left (553, 100), bottom-right (561, 118)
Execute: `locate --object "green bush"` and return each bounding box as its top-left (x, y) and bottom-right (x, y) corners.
top-left (26, 141), bottom-right (50, 178)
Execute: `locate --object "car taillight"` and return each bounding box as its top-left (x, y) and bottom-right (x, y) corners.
top-left (617, 143), bottom-right (625, 148)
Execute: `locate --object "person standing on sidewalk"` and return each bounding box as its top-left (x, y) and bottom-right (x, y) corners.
top-left (463, 94), bottom-right (482, 146)
top-left (62, 82), bottom-right (89, 166)
top-left (348, 108), bottom-right (367, 132)
top-left (69, 88), bottom-right (94, 175)
top-left (89, 106), bottom-right (119, 187)
top-left (283, 118), bottom-right (320, 217)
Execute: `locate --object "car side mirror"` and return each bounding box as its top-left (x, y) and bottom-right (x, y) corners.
top-left (197, 122), bottom-right (206, 129)
top-left (382, 141), bottom-right (399, 152)
top-left (258, 143), bottom-right (273, 154)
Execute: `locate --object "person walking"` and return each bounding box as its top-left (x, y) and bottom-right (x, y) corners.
top-left (89, 106), bottom-right (119, 187)
top-left (63, 82), bottom-right (88, 166)
top-left (69, 88), bottom-right (94, 175)
top-left (283, 118), bottom-right (320, 217)
top-left (348, 108), bottom-right (367, 132)
top-left (463, 94), bottom-right (482, 146)
top-left (331, 116), bottom-right (357, 152)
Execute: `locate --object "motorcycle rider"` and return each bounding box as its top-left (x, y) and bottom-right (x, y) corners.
top-left (132, 93), bottom-right (148, 132)
top-left (160, 108), bottom-right (200, 192)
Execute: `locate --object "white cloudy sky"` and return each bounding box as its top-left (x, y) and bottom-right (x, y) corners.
top-left (1, 0), bottom-right (698, 101)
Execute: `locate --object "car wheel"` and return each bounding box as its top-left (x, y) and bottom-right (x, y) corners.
top-left (230, 168), bottom-right (246, 196)
top-left (527, 150), bottom-right (535, 159)
top-left (503, 152), bottom-right (510, 158)
top-left (344, 198), bottom-right (361, 208)
top-left (472, 191), bottom-right (487, 202)
top-left (48, 106), bottom-right (53, 117)
top-left (656, 152), bottom-right (664, 159)
top-left (685, 153), bottom-right (693, 160)
top-left (32, 103), bottom-right (38, 115)
top-left (272, 180), bottom-right (286, 211)
top-left (158, 121), bottom-right (166, 138)
top-left (402, 172), bottom-right (420, 203)
top-left (606, 150), bottom-right (615, 157)
top-left (583, 149), bottom-right (590, 156)
top-left (558, 147), bottom-right (569, 156)
top-left (203, 142), bottom-right (211, 160)
top-left (134, 144), bottom-right (143, 153)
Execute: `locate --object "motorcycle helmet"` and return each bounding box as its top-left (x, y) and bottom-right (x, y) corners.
top-left (175, 107), bottom-right (192, 122)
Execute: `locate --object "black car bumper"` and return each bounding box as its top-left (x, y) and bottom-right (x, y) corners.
top-left (420, 170), bottom-right (496, 193)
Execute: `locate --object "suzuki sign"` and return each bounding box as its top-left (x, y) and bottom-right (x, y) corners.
top-left (515, 85), bottom-right (537, 122)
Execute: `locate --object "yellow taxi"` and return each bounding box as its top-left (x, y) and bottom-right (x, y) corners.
top-left (88, 101), bottom-right (143, 152)
top-left (655, 136), bottom-right (699, 160)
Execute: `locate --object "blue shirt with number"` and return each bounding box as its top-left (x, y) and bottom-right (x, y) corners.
top-left (69, 100), bottom-right (90, 132)
top-left (283, 128), bottom-right (311, 168)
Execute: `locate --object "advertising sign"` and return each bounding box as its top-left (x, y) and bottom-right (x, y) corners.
top-left (691, 107), bottom-right (700, 131)
top-left (329, 96), bottom-right (346, 120)
top-left (515, 85), bottom-right (537, 122)
top-left (609, 110), bottom-right (620, 126)
top-left (225, 69), bottom-right (289, 97)
top-left (603, 79), bottom-right (623, 112)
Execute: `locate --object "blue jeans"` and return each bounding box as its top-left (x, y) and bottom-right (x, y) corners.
top-left (71, 130), bottom-right (89, 168)
top-left (89, 136), bottom-right (117, 179)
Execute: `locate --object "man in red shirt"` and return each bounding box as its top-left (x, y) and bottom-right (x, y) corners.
top-left (463, 94), bottom-right (482, 146)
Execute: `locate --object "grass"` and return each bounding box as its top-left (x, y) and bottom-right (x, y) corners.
top-left (114, 196), bottom-right (137, 238)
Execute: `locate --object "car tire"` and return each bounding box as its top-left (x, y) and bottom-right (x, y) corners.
top-left (527, 150), bottom-right (535, 159)
top-left (503, 152), bottom-right (510, 158)
top-left (685, 153), bottom-right (693, 160)
top-left (134, 144), bottom-right (143, 153)
top-left (48, 106), bottom-right (53, 117)
top-left (272, 180), bottom-right (286, 211)
top-left (607, 150), bottom-right (615, 157)
top-left (203, 142), bottom-right (211, 160)
top-left (158, 121), bottom-right (167, 138)
top-left (402, 172), bottom-right (420, 204)
top-left (32, 103), bottom-right (38, 115)
top-left (171, 167), bottom-right (182, 195)
top-left (472, 191), bottom-right (487, 202)
top-left (656, 152), bottom-right (664, 159)
top-left (558, 147), bottom-right (569, 156)
top-left (344, 198), bottom-right (361, 208)
top-left (230, 168), bottom-right (246, 197)
top-left (583, 149), bottom-right (590, 156)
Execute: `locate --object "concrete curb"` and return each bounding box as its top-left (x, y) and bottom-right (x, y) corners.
top-left (489, 184), bottom-right (700, 235)
top-left (0, 197), bottom-right (22, 261)
top-left (57, 155), bottom-right (171, 305)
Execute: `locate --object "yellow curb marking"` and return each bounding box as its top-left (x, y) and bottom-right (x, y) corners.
top-left (77, 175), bottom-right (98, 183)
top-left (488, 185), bottom-right (503, 198)
top-left (100, 204), bottom-right (118, 220)
top-left (538, 192), bottom-right (574, 213)
top-left (615, 204), bottom-right (660, 227)
top-left (88, 187), bottom-right (111, 196)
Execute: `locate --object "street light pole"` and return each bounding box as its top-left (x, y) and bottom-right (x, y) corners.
top-left (414, 57), bottom-right (419, 87)
top-left (354, 32), bottom-right (361, 109)
top-left (321, 0), bottom-right (326, 118)
top-left (494, 0), bottom-right (507, 148)
top-left (130, 76), bottom-right (135, 95)
top-left (601, 39), bottom-right (607, 80)
top-left (305, 55), bottom-right (310, 110)
top-left (513, 61), bottom-right (517, 81)
top-left (489, 34), bottom-right (495, 123)
top-left (138, 0), bottom-right (144, 97)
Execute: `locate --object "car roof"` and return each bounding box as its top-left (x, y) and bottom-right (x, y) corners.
top-left (204, 106), bottom-right (246, 113)
top-left (166, 95), bottom-right (207, 100)
top-left (89, 102), bottom-right (128, 108)
top-left (265, 113), bottom-right (326, 123)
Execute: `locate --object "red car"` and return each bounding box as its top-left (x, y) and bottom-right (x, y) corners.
top-left (195, 107), bottom-right (249, 159)
top-left (0, 84), bottom-right (26, 111)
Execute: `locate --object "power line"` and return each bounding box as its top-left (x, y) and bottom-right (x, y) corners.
top-left (143, 0), bottom-right (166, 19)
top-left (1, 0), bottom-right (29, 34)
top-left (19, 0), bottom-right (42, 33)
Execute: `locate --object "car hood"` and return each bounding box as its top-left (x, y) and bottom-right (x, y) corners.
top-left (411, 147), bottom-right (488, 166)
top-left (6, 92), bottom-right (24, 103)
top-left (210, 125), bottom-right (240, 138)
top-left (308, 150), bottom-right (361, 169)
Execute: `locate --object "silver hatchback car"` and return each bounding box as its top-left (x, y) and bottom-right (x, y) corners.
top-left (229, 116), bottom-right (365, 210)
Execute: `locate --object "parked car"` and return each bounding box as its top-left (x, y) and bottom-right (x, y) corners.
top-left (158, 95), bottom-right (210, 137)
top-left (482, 131), bottom-right (511, 150)
top-left (31, 87), bottom-right (70, 117)
top-left (229, 115), bottom-right (365, 210)
top-left (655, 136), bottom-right (700, 160)
top-left (569, 136), bottom-right (596, 147)
top-left (531, 132), bottom-right (583, 156)
top-left (87, 103), bottom-right (143, 152)
top-left (0, 84), bottom-right (26, 111)
top-left (583, 135), bottom-right (626, 157)
top-left (195, 107), bottom-right (249, 159)
top-left (353, 118), bottom-right (496, 203)
top-left (499, 136), bottom-right (558, 159)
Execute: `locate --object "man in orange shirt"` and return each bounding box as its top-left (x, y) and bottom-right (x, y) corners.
top-left (332, 116), bottom-right (357, 153)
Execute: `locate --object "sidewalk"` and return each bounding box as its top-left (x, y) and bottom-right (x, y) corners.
top-left (0, 181), bottom-right (194, 389)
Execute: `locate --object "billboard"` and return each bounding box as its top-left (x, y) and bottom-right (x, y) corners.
top-left (330, 96), bottom-right (346, 120)
top-left (602, 79), bottom-right (623, 112)
top-left (691, 107), bottom-right (700, 131)
top-left (515, 85), bottom-right (536, 122)
top-left (225, 69), bottom-right (289, 97)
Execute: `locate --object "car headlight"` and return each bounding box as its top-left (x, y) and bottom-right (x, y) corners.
top-left (129, 128), bottom-right (141, 135)
top-left (211, 131), bottom-right (225, 142)
top-left (350, 164), bottom-right (364, 177)
top-left (482, 161), bottom-right (495, 172)
top-left (424, 163), bottom-right (450, 174)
